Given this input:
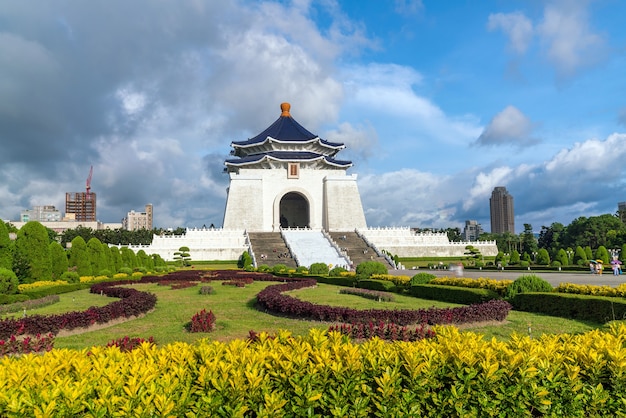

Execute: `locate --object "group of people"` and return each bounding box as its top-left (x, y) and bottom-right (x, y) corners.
top-left (589, 261), bottom-right (623, 275)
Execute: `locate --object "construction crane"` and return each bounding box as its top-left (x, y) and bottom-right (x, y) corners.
top-left (86, 166), bottom-right (93, 200)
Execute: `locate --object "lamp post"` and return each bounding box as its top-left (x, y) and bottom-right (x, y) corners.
top-left (532, 251), bottom-right (537, 264)
top-left (566, 249), bottom-right (573, 266)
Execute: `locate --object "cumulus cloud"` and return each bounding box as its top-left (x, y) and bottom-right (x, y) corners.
top-left (475, 106), bottom-right (538, 147)
top-left (487, 11), bottom-right (534, 54)
top-left (324, 122), bottom-right (378, 161)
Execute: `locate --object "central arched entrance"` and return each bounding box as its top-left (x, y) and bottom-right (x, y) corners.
top-left (279, 192), bottom-right (309, 228)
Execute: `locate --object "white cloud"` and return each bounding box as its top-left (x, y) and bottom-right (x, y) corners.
top-left (475, 105), bottom-right (538, 146)
top-left (487, 11), bottom-right (534, 54)
top-left (324, 122), bottom-right (378, 160)
top-left (538, 2), bottom-right (607, 78)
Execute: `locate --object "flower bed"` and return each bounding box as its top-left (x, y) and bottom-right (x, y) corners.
top-left (255, 278), bottom-right (511, 325)
top-left (430, 276), bottom-right (513, 296)
top-left (0, 333), bottom-right (54, 356)
top-left (328, 321), bottom-right (435, 341)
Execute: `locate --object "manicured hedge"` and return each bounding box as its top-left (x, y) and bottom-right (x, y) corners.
top-left (510, 292), bottom-right (626, 323)
top-left (410, 284), bottom-right (500, 304)
top-left (315, 275), bottom-right (356, 287)
top-left (357, 278), bottom-right (397, 292)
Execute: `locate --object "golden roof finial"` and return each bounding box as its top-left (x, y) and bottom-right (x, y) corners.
top-left (280, 102), bottom-right (291, 117)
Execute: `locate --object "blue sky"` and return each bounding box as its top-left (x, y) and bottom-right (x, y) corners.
top-left (1, 0), bottom-right (625, 233)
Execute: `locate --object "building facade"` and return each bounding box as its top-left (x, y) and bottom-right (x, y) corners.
top-left (20, 205), bottom-right (62, 222)
top-left (619, 201), bottom-right (626, 223)
top-left (490, 186), bottom-right (515, 234)
top-left (122, 204), bottom-right (153, 231)
top-left (462, 220), bottom-right (483, 241)
top-left (65, 192), bottom-right (96, 222)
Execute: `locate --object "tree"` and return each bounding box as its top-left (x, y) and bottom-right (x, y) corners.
top-left (110, 247), bottom-right (123, 272)
top-left (174, 246), bottom-right (191, 266)
top-left (0, 268), bottom-right (19, 295)
top-left (509, 250), bottom-right (520, 265)
top-left (555, 248), bottom-right (569, 266)
top-left (68, 236), bottom-right (92, 276)
top-left (87, 238), bottom-right (108, 276)
top-left (520, 224), bottom-right (538, 256)
top-left (536, 248), bottom-right (550, 266)
top-left (537, 222), bottom-right (564, 258)
top-left (595, 246), bottom-right (609, 264)
top-left (49, 241), bottom-right (69, 280)
top-left (573, 246), bottom-right (587, 266)
top-left (464, 245), bottom-right (483, 266)
top-left (14, 221), bottom-right (52, 282)
top-left (0, 221), bottom-right (13, 270)
top-left (120, 247), bottom-right (138, 269)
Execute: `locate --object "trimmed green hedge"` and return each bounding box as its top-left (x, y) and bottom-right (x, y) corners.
top-left (410, 284), bottom-right (499, 304)
top-left (0, 294), bottom-right (31, 305)
top-left (357, 279), bottom-right (396, 292)
top-left (510, 292), bottom-right (626, 323)
top-left (315, 275), bottom-right (356, 287)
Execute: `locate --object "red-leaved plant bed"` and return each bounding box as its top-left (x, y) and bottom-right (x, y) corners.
top-left (255, 278), bottom-right (512, 326)
top-left (186, 309), bottom-right (216, 333)
top-left (0, 333), bottom-right (55, 357)
top-left (328, 322), bottom-right (436, 342)
top-left (106, 336), bottom-right (155, 352)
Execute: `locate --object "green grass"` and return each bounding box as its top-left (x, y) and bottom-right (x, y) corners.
top-left (1, 289), bottom-right (117, 320)
top-left (12, 279), bottom-right (608, 350)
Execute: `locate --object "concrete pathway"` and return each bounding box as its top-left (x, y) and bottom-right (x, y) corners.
top-left (390, 268), bottom-right (625, 287)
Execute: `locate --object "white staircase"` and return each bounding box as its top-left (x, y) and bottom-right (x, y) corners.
top-left (282, 229), bottom-right (349, 269)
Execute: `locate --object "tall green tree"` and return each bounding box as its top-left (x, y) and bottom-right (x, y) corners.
top-left (68, 236), bottom-right (92, 276)
top-left (536, 248), bottom-right (550, 266)
top-left (14, 221), bottom-right (52, 282)
top-left (555, 248), bottom-right (569, 266)
top-left (110, 247), bottom-right (123, 272)
top-left (120, 247), bottom-right (137, 269)
top-left (0, 221), bottom-right (13, 270)
top-left (595, 246), bottom-right (610, 264)
top-left (87, 238), bottom-right (108, 276)
top-left (537, 222), bottom-right (564, 257)
top-left (520, 224), bottom-right (538, 256)
top-left (49, 241), bottom-right (69, 280)
top-left (573, 246), bottom-right (587, 266)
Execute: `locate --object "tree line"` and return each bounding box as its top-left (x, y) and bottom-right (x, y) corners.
top-left (0, 221), bottom-right (167, 288)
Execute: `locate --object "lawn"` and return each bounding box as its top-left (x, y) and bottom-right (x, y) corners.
top-left (18, 278), bottom-right (606, 350)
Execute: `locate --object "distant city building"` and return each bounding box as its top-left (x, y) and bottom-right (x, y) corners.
top-left (619, 201), bottom-right (626, 223)
top-left (462, 220), bottom-right (483, 241)
top-left (122, 204), bottom-right (153, 231)
top-left (490, 186), bottom-right (515, 234)
top-left (20, 205), bottom-right (62, 222)
top-left (65, 192), bottom-right (96, 222)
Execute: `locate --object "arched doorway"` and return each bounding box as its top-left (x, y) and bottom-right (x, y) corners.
top-left (279, 192), bottom-right (309, 228)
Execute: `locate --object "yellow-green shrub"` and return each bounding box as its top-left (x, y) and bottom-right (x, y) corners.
top-left (556, 282), bottom-right (626, 297)
top-left (2, 326), bottom-right (626, 416)
top-left (431, 276), bottom-right (513, 296)
top-left (370, 274), bottom-right (411, 288)
top-left (17, 280), bottom-right (68, 292)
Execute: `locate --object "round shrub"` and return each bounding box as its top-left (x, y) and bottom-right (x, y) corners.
top-left (257, 264), bottom-right (271, 272)
top-left (355, 261), bottom-right (388, 280)
top-left (551, 261), bottom-right (561, 268)
top-left (309, 262), bottom-right (329, 275)
top-left (295, 266), bottom-right (308, 274)
top-left (98, 269), bottom-right (112, 278)
top-left (410, 272), bottom-right (436, 285)
top-left (199, 286), bottom-right (214, 295)
top-left (60, 271), bottom-right (80, 284)
top-left (329, 266), bottom-right (348, 277)
top-left (119, 267), bottom-right (133, 275)
top-left (0, 268), bottom-right (19, 295)
top-left (505, 274), bottom-right (553, 299)
top-left (520, 260), bottom-right (530, 268)
top-left (272, 264), bottom-right (288, 274)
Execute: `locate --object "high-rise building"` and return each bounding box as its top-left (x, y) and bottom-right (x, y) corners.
top-left (462, 220), bottom-right (483, 241)
top-left (65, 192), bottom-right (96, 222)
top-left (20, 205), bottom-right (62, 222)
top-left (490, 186), bottom-right (514, 234)
top-left (122, 204), bottom-right (153, 231)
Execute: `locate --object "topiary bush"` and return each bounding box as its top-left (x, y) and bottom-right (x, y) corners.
top-left (118, 267), bottom-right (133, 275)
top-left (61, 271), bottom-right (80, 284)
top-left (272, 264), bottom-right (288, 274)
top-left (309, 262), bottom-right (329, 275)
top-left (199, 286), bottom-right (214, 295)
top-left (329, 266), bottom-right (348, 277)
top-left (505, 274), bottom-right (553, 299)
top-left (410, 272), bottom-right (436, 285)
top-left (295, 266), bottom-right (308, 274)
top-left (0, 268), bottom-right (19, 295)
top-left (355, 261), bottom-right (388, 280)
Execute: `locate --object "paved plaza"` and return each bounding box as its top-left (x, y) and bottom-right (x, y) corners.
top-left (390, 268), bottom-right (625, 287)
